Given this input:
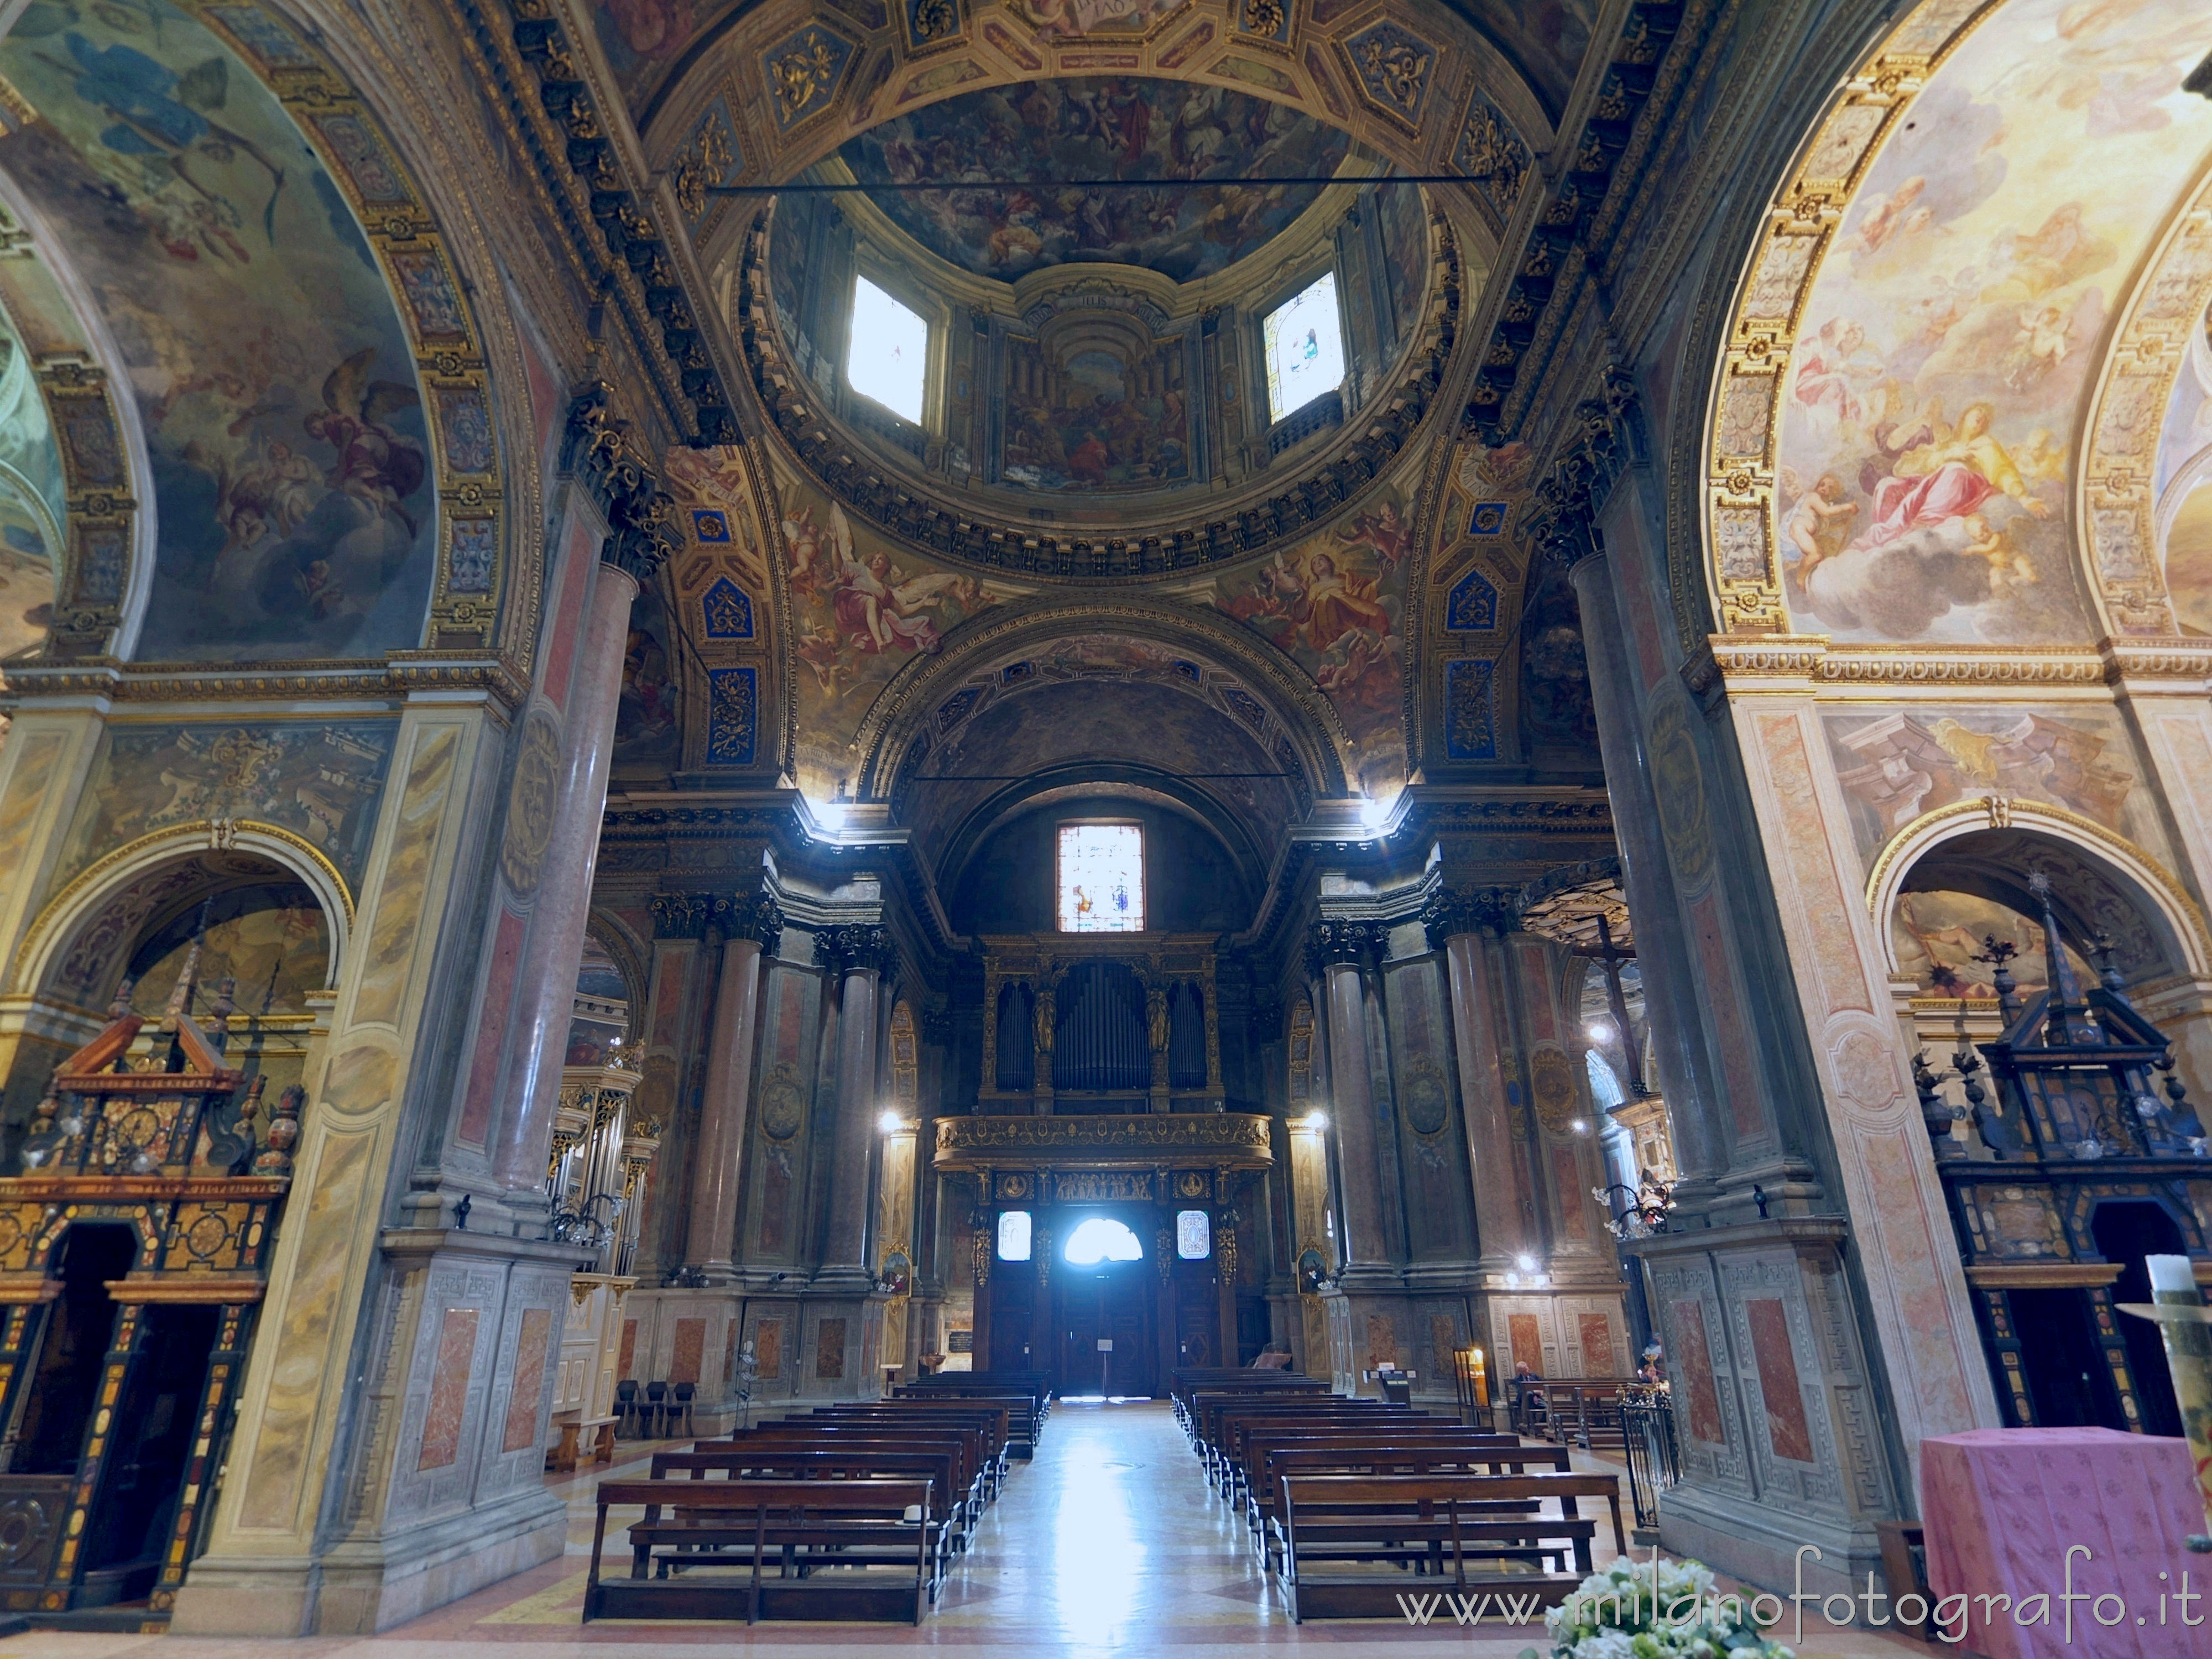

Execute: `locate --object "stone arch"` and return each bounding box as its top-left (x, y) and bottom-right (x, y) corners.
top-left (1868, 799), bottom-right (2212, 1105)
top-left (855, 595), bottom-right (1353, 804)
top-left (13, 822), bottom-right (355, 1008)
top-left (0, 175), bottom-right (158, 661)
top-left (1866, 800), bottom-right (2209, 985)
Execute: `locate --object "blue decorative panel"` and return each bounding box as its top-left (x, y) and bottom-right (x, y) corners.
top-left (707, 667), bottom-right (757, 765)
top-left (701, 576), bottom-right (753, 639)
top-left (1444, 659), bottom-right (1496, 761)
top-left (692, 508), bottom-right (732, 543)
top-left (1345, 23), bottom-right (1437, 124)
top-left (1172, 659), bottom-right (1202, 680)
top-left (763, 27), bottom-right (853, 129)
top-left (1468, 500), bottom-right (1507, 536)
top-left (1446, 567), bottom-right (1498, 632)
top-left (1000, 660), bottom-right (1034, 683)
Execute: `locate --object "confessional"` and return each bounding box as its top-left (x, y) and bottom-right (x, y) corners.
top-left (0, 959), bottom-right (295, 1617)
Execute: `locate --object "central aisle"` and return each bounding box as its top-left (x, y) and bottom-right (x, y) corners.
top-left (929, 1398), bottom-right (1279, 1644)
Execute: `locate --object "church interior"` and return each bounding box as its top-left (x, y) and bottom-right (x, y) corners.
top-left (0, 0), bottom-right (2207, 1651)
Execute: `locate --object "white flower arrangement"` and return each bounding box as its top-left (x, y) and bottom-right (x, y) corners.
top-left (1519, 1553), bottom-right (1796, 1659)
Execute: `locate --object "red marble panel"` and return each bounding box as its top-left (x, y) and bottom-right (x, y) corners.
top-left (418, 1307), bottom-right (479, 1471)
top-left (759, 1150), bottom-right (791, 1253)
top-left (757, 1317), bottom-right (782, 1379)
top-left (1747, 1297), bottom-right (1814, 1463)
top-left (457, 906), bottom-right (527, 1145)
top-left (1507, 1312), bottom-right (1542, 1372)
top-left (1671, 1299), bottom-right (1726, 1446)
top-left (815, 1317), bottom-right (847, 1379)
top-left (669, 1317), bottom-right (705, 1385)
top-left (1364, 1313), bottom-right (1395, 1367)
top-left (538, 514), bottom-right (596, 711)
top-left (1579, 1313), bottom-right (1617, 1378)
top-left (1689, 891), bottom-right (1767, 1141)
top-left (650, 951), bottom-right (695, 1052)
top-left (1552, 1147), bottom-right (1589, 1240)
top-left (1514, 940), bottom-right (1557, 1042)
top-left (502, 1307), bottom-right (552, 1452)
top-left (618, 1318), bottom-right (638, 1379)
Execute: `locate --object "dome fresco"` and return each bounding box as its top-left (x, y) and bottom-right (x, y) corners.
top-left (837, 77), bottom-right (1354, 283)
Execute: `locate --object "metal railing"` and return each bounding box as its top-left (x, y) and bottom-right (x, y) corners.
top-left (1620, 1391), bottom-right (1681, 1530)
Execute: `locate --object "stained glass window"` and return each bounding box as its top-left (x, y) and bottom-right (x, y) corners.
top-left (1064, 1217), bottom-right (1144, 1264)
top-left (1057, 822), bottom-right (1144, 933)
top-left (848, 275), bottom-right (927, 422)
top-left (996, 1210), bottom-right (1031, 1261)
top-left (1177, 1209), bottom-right (1211, 1260)
top-left (1263, 272), bottom-right (1345, 423)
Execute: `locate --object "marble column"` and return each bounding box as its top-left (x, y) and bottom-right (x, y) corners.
top-left (1568, 545), bottom-right (1726, 1197)
top-left (1425, 893), bottom-right (1532, 1275)
top-left (1309, 921), bottom-right (1392, 1284)
top-left (681, 895), bottom-right (782, 1276)
top-left (490, 551), bottom-right (641, 1196)
top-left (820, 924), bottom-right (892, 1283)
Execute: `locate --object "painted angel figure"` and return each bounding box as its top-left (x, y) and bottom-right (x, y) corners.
top-left (303, 349), bottom-right (425, 536)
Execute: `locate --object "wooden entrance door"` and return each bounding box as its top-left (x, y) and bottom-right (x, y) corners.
top-left (1057, 1258), bottom-right (1154, 1397)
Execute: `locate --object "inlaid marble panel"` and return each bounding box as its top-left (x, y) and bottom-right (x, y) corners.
top-left (418, 1307), bottom-right (481, 1472)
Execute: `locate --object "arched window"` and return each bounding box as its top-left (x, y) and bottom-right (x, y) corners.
top-left (1062, 1217), bottom-right (1144, 1264)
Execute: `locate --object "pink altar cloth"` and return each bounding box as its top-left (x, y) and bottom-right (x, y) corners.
top-left (1921, 1427), bottom-right (2212, 1658)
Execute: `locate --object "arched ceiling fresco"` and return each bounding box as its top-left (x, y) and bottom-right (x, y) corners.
top-left (0, 296), bottom-right (64, 660)
top-left (1706, 0), bottom-right (2212, 648)
top-left (836, 77), bottom-right (1355, 281)
top-left (0, 1), bottom-right (459, 662)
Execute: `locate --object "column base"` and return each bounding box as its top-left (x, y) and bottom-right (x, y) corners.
top-left (1625, 1218), bottom-right (1902, 1600)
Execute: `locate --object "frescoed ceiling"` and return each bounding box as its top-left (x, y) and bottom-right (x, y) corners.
top-left (837, 78), bottom-right (1354, 283)
top-left (1709, 0), bottom-right (2212, 650)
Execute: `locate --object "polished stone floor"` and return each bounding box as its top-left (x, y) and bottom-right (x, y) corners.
top-left (5, 1401), bottom-right (1928, 1656)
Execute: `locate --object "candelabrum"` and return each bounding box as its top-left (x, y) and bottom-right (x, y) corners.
top-left (1595, 1171), bottom-right (1674, 1240)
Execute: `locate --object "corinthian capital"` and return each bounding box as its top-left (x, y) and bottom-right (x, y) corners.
top-left (1421, 886), bottom-right (1518, 948)
top-left (1304, 919), bottom-right (1383, 979)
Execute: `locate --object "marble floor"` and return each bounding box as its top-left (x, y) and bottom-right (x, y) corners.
top-left (3, 1402), bottom-right (1931, 1657)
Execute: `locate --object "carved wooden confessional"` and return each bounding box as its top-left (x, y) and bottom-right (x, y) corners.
top-left (0, 947), bottom-right (298, 1618)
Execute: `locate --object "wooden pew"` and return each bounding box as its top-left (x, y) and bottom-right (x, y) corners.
top-left (585, 1478), bottom-right (936, 1625)
top-left (1250, 1440), bottom-right (1558, 1567)
top-left (711, 1425), bottom-right (990, 1522)
top-left (1207, 1402), bottom-right (1427, 1493)
top-left (1188, 1392), bottom-right (1395, 1473)
top-left (1275, 1473), bottom-right (1629, 1623)
top-left (1171, 1369), bottom-right (1329, 1434)
top-left (893, 1387), bottom-right (1045, 1457)
top-left (649, 1447), bottom-right (968, 1566)
top-left (806, 1403), bottom-right (1011, 1492)
top-left (1238, 1431), bottom-right (1520, 1538)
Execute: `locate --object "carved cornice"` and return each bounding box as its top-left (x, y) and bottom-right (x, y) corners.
top-left (933, 1113), bottom-right (1272, 1171)
top-left (1421, 886), bottom-right (1520, 948)
top-left (1519, 365), bottom-right (1644, 559)
top-left (471, 0), bottom-right (739, 446)
top-left (1692, 635), bottom-right (2212, 691)
top-left (1, 658), bottom-right (529, 711)
top-left (1463, 2), bottom-right (1691, 445)
top-left (566, 383), bottom-right (679, 581)
top-left (733, 210), bottom-right (1460, 581)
